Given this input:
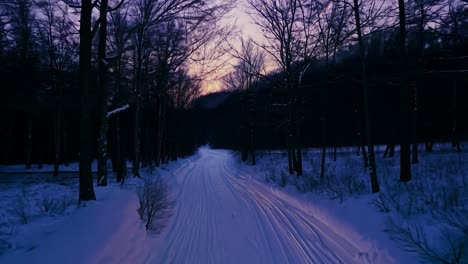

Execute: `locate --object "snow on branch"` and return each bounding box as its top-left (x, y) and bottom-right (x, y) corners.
top-left (107, 104), bottom-right (130, 118)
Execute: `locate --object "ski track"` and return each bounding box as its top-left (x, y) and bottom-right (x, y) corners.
top-left (150, 148), bottom-right (373, 264)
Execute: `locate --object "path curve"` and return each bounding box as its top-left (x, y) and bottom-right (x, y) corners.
top-left (149, 148), bottom-right (384, 264)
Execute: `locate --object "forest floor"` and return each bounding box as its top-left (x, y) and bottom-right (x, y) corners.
top-left (0, 146), bottom-right (465, 263)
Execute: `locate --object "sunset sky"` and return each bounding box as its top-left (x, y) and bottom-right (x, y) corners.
top-left (200, 0), bottom-right (264, 94)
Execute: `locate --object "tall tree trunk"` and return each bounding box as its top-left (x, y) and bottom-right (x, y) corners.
top-left (248, 91), bottom-right (256, 165)
top-left (78, 0), bottom-right (96, 201)
top-left (53, 106), bottom-right (61, 176)
top-left (25, 116), bottom-right (32, 169)
top-left (63, 128), bottom-right (69, 166)
top-left (3, 119), bottom-right (14, 164)
top-left (155, 97), bottom-right (164, 167)
top-left (240, 94), bottom-right (248, 162)
top-left (51, 52), bottom-right (62, 176)
top-left (333, 144), bottom-right (337, 162)
top-left (398, 0), bottom-right (411, 182)
top-left (97, 0), bottom-right (109, 186)
top-left (412, 3), bottom-right (425, 164)
top-left (353, 0), bottom-right (379, 193)
top-left (320, 115), bottom-right (326, 178)
top-left (295, 96), bottom-right (303, 176)
top-left (114, 55), bottom-right (124, 182)
top-left (133, 104), bottom-right (141, 177)
top-left (320, 62), bottom-right (330, 177)
top-left (115, 115), bottom-right (124, 182)
top-left (132, 33), bottom-right (144, 177)
top-left (287, 133), bottom-right (293, 175)
top-left (451, 80), bottom-right (461, 152)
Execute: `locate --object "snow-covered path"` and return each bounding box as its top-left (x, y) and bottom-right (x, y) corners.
top-left (149, 148), bottom-right (382, 264)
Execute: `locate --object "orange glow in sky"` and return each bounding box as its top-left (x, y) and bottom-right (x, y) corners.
top-left (199, 0), bottom-right (263, 94)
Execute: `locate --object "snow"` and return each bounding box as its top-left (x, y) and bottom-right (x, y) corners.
top-left (0, 161), bottom-right (97, 174)
top-left (0, 176), bottom-right (148, 264)
top-left (1, 145), bottom-right (464, 263)
top-left (148, 148), bottom-right (396, 263)
top-left (107, 104), bottom-right (130, 118)
top-left (235, 144), bottom-right (467, 263)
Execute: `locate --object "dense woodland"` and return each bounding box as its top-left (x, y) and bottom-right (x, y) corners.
top-left (0, 0), bottom-right (467, 201)
top-left (0, 0), bottom-right (229, 200)
top-left (200, 0), bottom-right (468, 192)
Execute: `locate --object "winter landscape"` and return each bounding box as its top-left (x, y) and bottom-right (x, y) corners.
top-left (1, 0), bottom-right (467, 263)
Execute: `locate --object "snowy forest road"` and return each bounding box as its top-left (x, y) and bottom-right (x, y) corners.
top-left (149, 148), bottom-right (379, 264)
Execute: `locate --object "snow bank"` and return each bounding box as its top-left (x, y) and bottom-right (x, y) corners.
top-left (0, 185), bottom-right (148, 264)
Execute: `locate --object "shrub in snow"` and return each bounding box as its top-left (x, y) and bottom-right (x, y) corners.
top-left (137, 176), bottom-right (173, 231)
top-left (13, 194), bottom-right (31, 225)
top-left (287, 175), bottom-right (305, 193)
top-left (386, 215), bottom-right (468, 264)
top-left (264, 166), bottom-right (277, 183)
top-left (371, 193), bottom-right (391, 213)
top-left (279, 169), bottom-right (288, 187)
top-left (58, 193), bottom-right (75, 213)
top-left (38, 194), bottom-right (58, 215)
top-left (38, 193), bottom-right (73, 216)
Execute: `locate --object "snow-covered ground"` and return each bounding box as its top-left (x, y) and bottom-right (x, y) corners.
top-left (149, 148), bottom-right (395, 263)
top-left (0, 146), bottom-right (465, 263)
top-left (238, 144), bottom-right (467, 264)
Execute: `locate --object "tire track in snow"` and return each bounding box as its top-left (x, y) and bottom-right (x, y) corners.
top-left (149, 149), bottom-right (377, 264)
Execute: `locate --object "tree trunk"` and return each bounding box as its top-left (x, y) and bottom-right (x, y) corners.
top-left (295, 109), bottom-right (302, 175)
top-left (52, 53), bottom-right (62, 176)
top-left (78, 0), bottom-right (96, 201)
top-left (320, 115), bottom-right (326, 178)
top-left (451, 80), bottom-right (461, 152)
top-left (3, 119), bottom-right (14, 164)
top-left (63, 128), bottom-right (69, 166)
top-left (155, 97), bottom-right (165, 167)
top-left (53, 97), bottom-right (61, 176)
top-left (398, 0), bottom-right (411, 182)
top-left (353, 0), bottom-right (379, 193)
top-left (287, 133), bottom-right (294, 175)
top-left (133, 104), bottom-right (141, 177)
top-left (361, 143), bottom-right (368, 167)
top-left (26, 116), bottom-right (32, 169)
top-left (114, 115), bottom-right (121, 180)
top-left (132, 32), bottom-right (144, 177)
top-left (97, 0), bottom-right (109, 186)
top-left (248, 91), bottom-right (256, 166)
top-left (333, 144), bottom-right (337, 162)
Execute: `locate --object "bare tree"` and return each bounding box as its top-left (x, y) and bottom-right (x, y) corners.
top-left (224, 38), bottom-right (265, 165)
top-left (311, 0), bottom-right (354, 178)
top-left (168, 69), bottom-right (201, 109)
top-left (247, 0), bottom-right (306, 175)
top-left (96, 0), bottom-right (110, 186)
top-left (78, 0), bottom-right (96, 200)
top-left (347, 0), bottom-right (391, 192)
top-left (108, 4), bottom-right (132, 182)
top-left (406, 0), bottom-right (449, 161)
top-left (4, 0), bottom-right (36, 169)
top-left (438, 1), bottom-right (468, 153)
top-left (398, 0), bottom-right (412, 182)
top-left (129, 0), bottom-right (234, 172)
top-left (35, 0), bottom-right (76, 176)
top-left (130, 0), bottom-right (200, 174)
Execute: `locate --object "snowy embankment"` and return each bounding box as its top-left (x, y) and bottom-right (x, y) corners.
top-left (237, 144), bottom-right (467, 263)
top-left (0, 155), bottom-right (195, 264)
top-left (0, 185), bottom-right (146, 264)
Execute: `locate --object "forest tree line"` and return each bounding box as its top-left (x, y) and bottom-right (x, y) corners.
top-left (201, 0), bottom-right (468, 193)
top-left (0, 0), bottom-right (232, 200)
